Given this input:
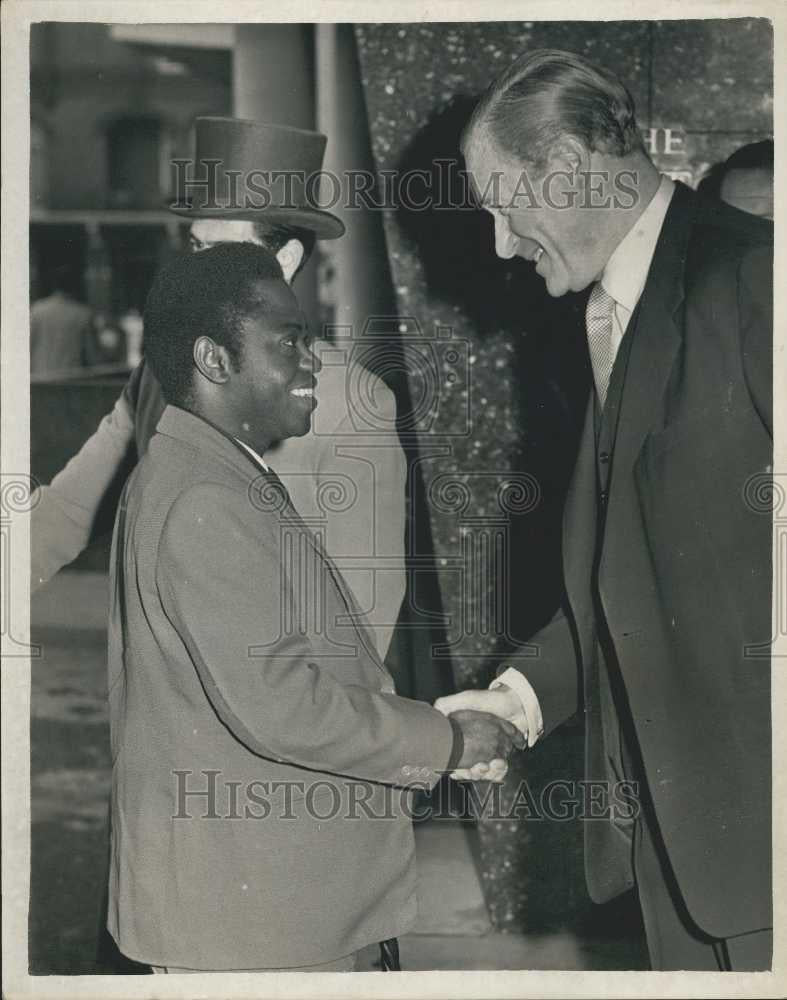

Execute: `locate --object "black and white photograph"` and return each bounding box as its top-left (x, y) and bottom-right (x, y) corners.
top-left (1, 3), bottom-right (782, 996)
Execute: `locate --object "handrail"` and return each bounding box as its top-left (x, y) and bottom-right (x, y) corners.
top-left (30, 363), bottom-right (132, 384)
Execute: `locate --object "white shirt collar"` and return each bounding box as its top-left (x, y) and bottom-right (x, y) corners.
top-left (601, 174), bottom-right (675, 313)
top-left (234, 438), bottom-right (270, 472)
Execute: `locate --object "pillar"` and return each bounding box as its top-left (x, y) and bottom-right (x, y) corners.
top-left (232, 25), bottom-right (318, 330)
top-left (315, 24), bottom-right (396, 334)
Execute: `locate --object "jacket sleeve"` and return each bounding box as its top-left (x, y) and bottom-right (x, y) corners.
top-left (30, 365), bottom-right (140, 590)
top-left (156, 482), bottom-right (454, 788)
top-left (738, 243), bottom-right (772, 437)
top-left (496, 605), bottom-right (581, 738)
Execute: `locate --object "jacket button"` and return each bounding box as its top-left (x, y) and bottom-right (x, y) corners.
top-left (599, 451), bottom-right (610, 464)
top-left (600, 490), bottom-right (609, 504)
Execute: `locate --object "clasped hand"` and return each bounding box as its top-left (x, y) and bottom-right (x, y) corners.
top-left (435, 685), bottom-right (528, 783)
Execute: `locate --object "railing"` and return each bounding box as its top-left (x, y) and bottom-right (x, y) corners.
top-left (30, 363), bottom-right (131, 385)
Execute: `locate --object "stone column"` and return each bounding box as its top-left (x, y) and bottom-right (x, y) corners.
top-left (315, 24), bottom-right (396, 332)
top-left (232, 25), bottom-right (318, 330)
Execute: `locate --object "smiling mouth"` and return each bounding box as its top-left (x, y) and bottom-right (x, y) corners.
top-left (289, 386), bottom-right (317, 409)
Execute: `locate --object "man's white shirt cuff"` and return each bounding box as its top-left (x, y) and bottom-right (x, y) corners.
top-left (490, 667), bottom-right (544, 748)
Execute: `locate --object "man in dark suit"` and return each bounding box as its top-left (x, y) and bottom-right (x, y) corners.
top-left (435, 49), bottom-right (772, 969)
top-left (109, 242), bottom-right (521, 972)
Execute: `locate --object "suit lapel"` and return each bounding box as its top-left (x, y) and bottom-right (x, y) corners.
top-left (240, 448), bottom-right (389, 675)
top-left (156, 407), bottom-right (389, 676)
top-left (611, 183), bottom-right (694, 480)
top-left (561, 185), bottom-right (696, 657)
top-left (562, 394), bottom-right (598, 650)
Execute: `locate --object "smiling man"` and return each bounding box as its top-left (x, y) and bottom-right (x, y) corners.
top-left (107, 242), bottom-right (521, 973)
top-left (462, 68), bottom-right (661, 299)
top-left (436, 49), bottom-right (773, 971)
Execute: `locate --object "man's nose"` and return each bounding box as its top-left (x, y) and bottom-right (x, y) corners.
top-left (301, 339), bottom-right (322, 375)
top-left (494, 214), bottom-right (518, 259)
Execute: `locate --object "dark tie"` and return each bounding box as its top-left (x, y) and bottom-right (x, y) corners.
top-left (379, 937), bottom-right (401, 971)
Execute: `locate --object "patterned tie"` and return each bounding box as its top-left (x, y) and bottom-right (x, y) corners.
top-left (585, 282), bottom-right (616, 407)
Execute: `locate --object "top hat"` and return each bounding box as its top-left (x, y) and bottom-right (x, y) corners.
top-left (170, 117), bottom-right (345, 239)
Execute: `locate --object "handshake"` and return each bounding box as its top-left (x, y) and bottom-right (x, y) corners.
top-left (434, 685), bottom-right (528, 784)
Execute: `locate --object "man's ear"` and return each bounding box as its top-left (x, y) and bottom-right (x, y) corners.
top-left (193, 336), bottom-right (232, 385)
top-left (547, 135), bottom-right (589, 176)
top-left (275, 238), bottom-right (305, 284)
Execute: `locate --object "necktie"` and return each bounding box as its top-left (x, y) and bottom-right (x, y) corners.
top-left (380, 938), bottom-right (401, 971)
top-left (585, 282), bottom-right (616, 407)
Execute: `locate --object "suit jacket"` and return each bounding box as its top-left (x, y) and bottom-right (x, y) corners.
top-left (107, 405), bottom-right (453, 969)
top-left (32, 345), bottom-right (407, 663)
top-left (509, 184), bottom-right (772, 940)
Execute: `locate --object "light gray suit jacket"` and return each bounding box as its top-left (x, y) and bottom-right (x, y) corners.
top-left (107, 405), bottom-right (452, 969)
top-left (32, 344), bottom-right (406, 661)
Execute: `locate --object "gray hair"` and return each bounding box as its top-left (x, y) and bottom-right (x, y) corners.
top-left (463, 49), bottom-right (644, 169)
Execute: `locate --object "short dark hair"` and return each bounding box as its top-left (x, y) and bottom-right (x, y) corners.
top-left (695, 162), bottom-right (727, 201)
top-left (252, 220), bottom-right (317, 275)
top-left (725, 138), bottom-right (773, 173)
top-left (697, 139), bottom-right (774, 200)
top-left (144, 242), bottom-right (283, 408)
top-left (464, 49), bottom-right (643, 170)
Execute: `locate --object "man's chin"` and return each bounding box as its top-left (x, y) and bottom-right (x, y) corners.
top-left (287, 399), bottom-right (317, 439)
top-left (268, 420), bottom-right (311, 449)
top-left (290, 419), bottom-right (312, 438)
top-left (544, 271), bottom-right (588, 298)
top-left (543, 276), bottom-right (570, 298)
top-left (538, 263), bottom-right (571, 298)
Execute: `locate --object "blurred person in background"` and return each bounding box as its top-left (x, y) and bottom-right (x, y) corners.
top-left (697, 139), bottom-right (773, 219)
top-left (30, 264), bottom-right (98, 375)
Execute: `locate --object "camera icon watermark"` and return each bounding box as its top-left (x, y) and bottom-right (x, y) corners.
top-left (313, 317), bottom-right (471, 438)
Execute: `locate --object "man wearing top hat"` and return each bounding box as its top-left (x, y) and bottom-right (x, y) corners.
top-left (31, 117), bottom-right (406, 663)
